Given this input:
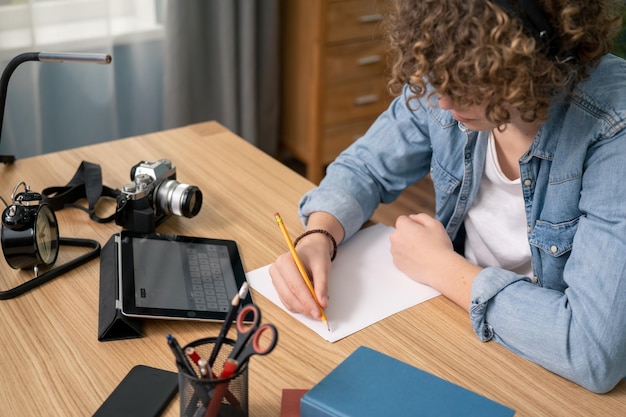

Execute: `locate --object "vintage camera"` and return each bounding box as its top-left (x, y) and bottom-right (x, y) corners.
top-left (115, 159), bottom-right (203, 233)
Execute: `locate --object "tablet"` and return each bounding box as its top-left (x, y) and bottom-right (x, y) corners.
top-left (117, 231), bottom-right (252, 321)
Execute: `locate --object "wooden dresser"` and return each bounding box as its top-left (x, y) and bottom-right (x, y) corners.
top-left (280, 0), bottom-right (392, 183)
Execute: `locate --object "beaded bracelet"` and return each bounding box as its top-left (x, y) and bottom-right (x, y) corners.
top-left (293, 229), bottom-right (338, 261)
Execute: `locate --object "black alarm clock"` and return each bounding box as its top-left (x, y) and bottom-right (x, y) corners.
top-left (1, 181), bottom-right (59, 271)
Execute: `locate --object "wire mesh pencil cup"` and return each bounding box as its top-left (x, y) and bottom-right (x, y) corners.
top-left (178, 337), bottom-right (248, 417)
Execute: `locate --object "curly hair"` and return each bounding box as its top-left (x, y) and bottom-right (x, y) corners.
top-left (385, 0), bottom-right (624, 124)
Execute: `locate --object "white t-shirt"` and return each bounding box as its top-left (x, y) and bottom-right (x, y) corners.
top-left (464, 133), bottom-right (532, 277)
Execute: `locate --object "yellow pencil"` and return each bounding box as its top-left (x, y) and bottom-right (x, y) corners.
top-left (274, 212), bottom-right (330, 331)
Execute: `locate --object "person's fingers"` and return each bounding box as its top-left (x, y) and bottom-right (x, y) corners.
top-left (269, 253), bottom-right (322, 318)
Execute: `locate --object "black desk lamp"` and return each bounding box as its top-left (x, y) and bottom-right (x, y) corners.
top-left (0, 52), bottom-right (111, 299)
top-left (0, 52), bottom-right (112, 163)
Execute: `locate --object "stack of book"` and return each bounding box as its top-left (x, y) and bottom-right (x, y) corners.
top-left (281, 346), bottom-right (515, 417)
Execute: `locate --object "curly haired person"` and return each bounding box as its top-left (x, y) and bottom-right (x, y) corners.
top-left (270, 0), bottom-right (626, 393)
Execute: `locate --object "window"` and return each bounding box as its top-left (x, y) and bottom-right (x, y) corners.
top-left (0, 0), bottom-right (163, 56)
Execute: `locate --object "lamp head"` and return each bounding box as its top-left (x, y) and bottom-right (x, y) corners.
top-left (0, 52), bottom-right (113, 163)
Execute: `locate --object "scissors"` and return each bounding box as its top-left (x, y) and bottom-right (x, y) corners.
top-left (206, 304), bottom-right (277, 417)
top-left (228, 304), bottom-right (278, 369)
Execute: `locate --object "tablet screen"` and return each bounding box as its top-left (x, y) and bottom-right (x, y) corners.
top-left (118, 231), bottom-right (251, 321)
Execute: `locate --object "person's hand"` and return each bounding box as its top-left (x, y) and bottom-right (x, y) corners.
top-left (390, 213), bottom-right (481, 309)
top-left (390, 213), bottom-right (454, 286)
top-left (269, 232), bottom-right (332, 319)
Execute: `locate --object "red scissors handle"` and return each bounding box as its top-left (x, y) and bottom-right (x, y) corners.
top-left (236, 304), bottom-right (261, 333)
top-left (251, 324), bottom-right (278, 355)
top-left (234, 323), bottom-right (278, 366)
top-left (229, 304), bottom-right (261, 360)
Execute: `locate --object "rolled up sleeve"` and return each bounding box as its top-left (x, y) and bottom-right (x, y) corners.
top-left (470, 267), bottom-right (532, 341)
top-left (299, 185), bottom-right (366, 240)
top-left (469, 265), bottom-right (626, 393)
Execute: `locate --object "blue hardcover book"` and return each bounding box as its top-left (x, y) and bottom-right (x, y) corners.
top-left (301, 346), bottom-right (515, 417)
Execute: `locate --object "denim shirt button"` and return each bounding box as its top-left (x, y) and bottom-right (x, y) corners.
top-left (550, 245), bottom-right (558, 253)
top-left (531, 275), bottom-right (539, 284)
top-left (482, 324), bottom-right (494, 340)
top-left (527, 225), bottom-right (531, 233)
top-left (523, 179), bottom-right (532, 186)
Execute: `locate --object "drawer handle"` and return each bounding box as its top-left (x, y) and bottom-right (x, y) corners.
top-left (356, 55), bottom-right (382, 66)
top-left (354, 94), bottom-right (380, 106)
top-left (358, 14), bottom-right (383, 23)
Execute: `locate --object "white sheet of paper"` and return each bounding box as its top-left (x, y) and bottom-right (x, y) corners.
top-left (246, 223), bottom-right (441, 342)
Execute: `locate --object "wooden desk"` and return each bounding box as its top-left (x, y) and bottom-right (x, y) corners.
top-left (0, 122), bottom-right (623, 416)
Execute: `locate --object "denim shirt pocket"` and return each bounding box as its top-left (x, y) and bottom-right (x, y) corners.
top-left (430, 159), bottom-right (461, 216)
top-left (528, 216), bottom-right (579, 257)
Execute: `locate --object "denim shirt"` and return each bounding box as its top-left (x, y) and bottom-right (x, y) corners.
top-left (299, 54), bottom-right (626, 393)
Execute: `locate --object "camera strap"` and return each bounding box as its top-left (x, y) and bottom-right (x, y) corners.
top-left (41, 161), bottom-right (120, 223)
top-left (0, 237), bottom-right (101, 300)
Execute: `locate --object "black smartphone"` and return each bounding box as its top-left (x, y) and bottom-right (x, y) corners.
top-left (92, 365), bottom-right (178, 417)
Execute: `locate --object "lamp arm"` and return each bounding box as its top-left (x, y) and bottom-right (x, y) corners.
top-left (0, 52), bottom-right (112, 164)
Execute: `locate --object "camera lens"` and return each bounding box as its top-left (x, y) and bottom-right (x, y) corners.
top-left (155, 180), bottom-right (203, 218)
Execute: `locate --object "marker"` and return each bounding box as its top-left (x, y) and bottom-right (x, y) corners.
top-left (204, 359), bottom-right (239, 417)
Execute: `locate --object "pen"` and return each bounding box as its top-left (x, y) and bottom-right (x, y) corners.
top-left (167, 334), bottom-right (197, 377)
top-left (274, 212), bottom-right (330, 331)
top-left (208, 282), bottom-right (249, 368)
top-left (186, 346), bottom-right (202, 365)
top-left (185, 346), bottom-right (211, 379)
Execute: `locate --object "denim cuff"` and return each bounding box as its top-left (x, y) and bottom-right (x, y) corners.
top-left (470, 267), bottom-right (532, 341)
top-left (299, 187), bottom-right (365, 241)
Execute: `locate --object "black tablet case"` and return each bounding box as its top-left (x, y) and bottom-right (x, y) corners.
top-left (98, 234), bottom-right (143, 341)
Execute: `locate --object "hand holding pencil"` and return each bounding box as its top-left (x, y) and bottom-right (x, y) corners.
top-left (273, 212), bottom-right (331, 331)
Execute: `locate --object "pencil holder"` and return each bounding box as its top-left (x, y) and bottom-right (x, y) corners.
top-left (178, 337), bottom-right (248, 417)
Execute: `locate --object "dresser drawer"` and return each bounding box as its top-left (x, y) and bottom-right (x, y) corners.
top-left (280, 0), bottom-right (392, 182)
top-left (325, 39), bottom-right (387, 84)
top-left (323, 78), bottom-right (391, 125)
top-left (326, 0), bottom-right (388, 44)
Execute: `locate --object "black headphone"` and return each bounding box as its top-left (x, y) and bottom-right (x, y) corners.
top-left (491, 0), bottom-right (559, 57)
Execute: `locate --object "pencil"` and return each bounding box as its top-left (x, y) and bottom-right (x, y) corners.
top-left (207, 282), bottom-right (249, 368)
top-left (274, 212), bottom-right (330, 331)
